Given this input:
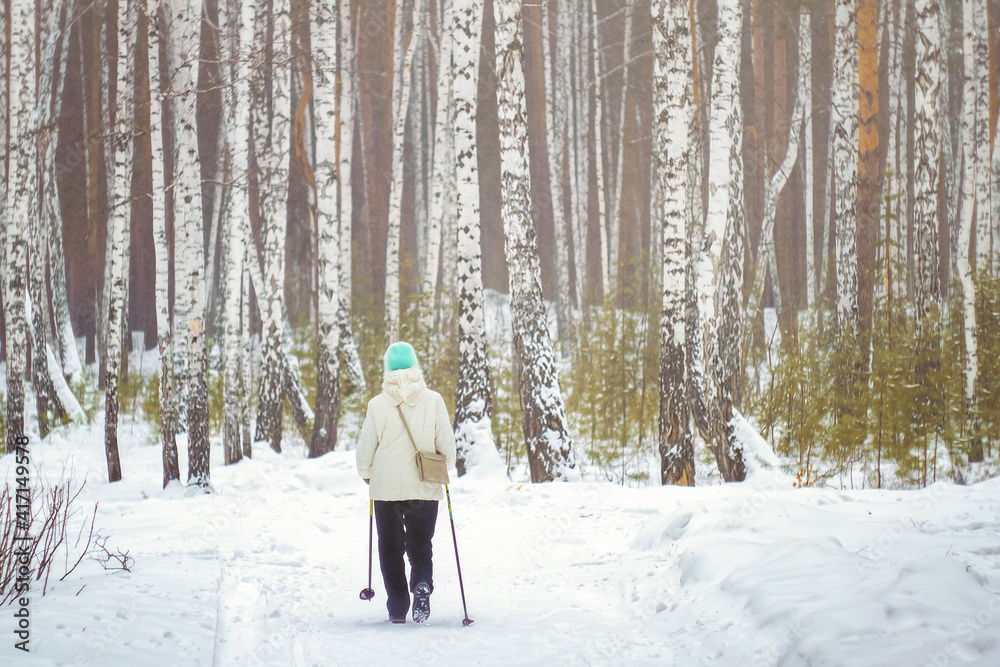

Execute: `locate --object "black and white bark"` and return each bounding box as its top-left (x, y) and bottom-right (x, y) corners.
top-left (220, 0), bottom-right (254, 465)
top-left (832, 0), bottom-right (859, 331)
top-left (253, 0), bottom-right (294, 452)
top-left (309, 0), bottom-right (343, 458)
top-left (453, 0), bottom-right (498, 476)
top-left (103, 0), bottom-right (139, 483)
top-left (700, 0), bottom-right (746, 482)
top-left (171, 0), bottom-right (211, 486)
top-left (148, 0), bottom-right (180, 486)
top-left (653, 0), bottom-right (696, 486)
top-left (496, 0), bottom-right (577, 482)
top-left (4, 0), bottom-right (34, 452)
top-left (913, 0), bottom-right (941, 337)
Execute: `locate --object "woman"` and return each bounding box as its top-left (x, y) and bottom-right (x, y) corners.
top-left (356, 341), bottom-right (456, 624)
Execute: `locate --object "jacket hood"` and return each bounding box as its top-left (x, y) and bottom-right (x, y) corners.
top-left (382, 366), bottom-right (428, 406)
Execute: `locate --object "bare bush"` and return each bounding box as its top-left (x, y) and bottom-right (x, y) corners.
top-left (1, 473), bottom-right (98, 605)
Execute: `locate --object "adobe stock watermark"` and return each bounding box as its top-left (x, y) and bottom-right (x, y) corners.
top-left (12, 435), bottom-right (32, 653)
top-left (923, 594), bottom-right (1000, 667)
top-left (853, 484), bottom-right (948, 573)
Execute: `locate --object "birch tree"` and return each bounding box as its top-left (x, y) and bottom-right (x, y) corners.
top-left (253, 0), bottom-right (293, 452)
top-left (385, 0), bottom-right (423, 343)
top-left (148, 0), bottom-right (180, 486)
top-left (4, 0), bottom-right (33, 453)
top-left (40, 0), bottom-right (83, 385)
top-left (30, 0), bottom-right (76, 436)
top-left (453, 0), bottom-right (499, 475)
top-left (220, 0), bottom-right (254, 465)
top-left (748, 11), bottom-right (809, 318)
top-left (700, 0), bottom-right (746, 482)
top-left (958, 0), bottom-right (987, 459)
top-left (309, 0), bottom-right (343, 459)
top-left (832, 0), bottom-right (859, 333)
top-left (590, 0), bottom-right (609, 299)
top-left (171, 0), bottom-right (211, 486)
top-left (542, 0), bottom-right (572, 342)
top-left (652, 0), bottom-right (696, 486)
top-left (420, 0), bottom-right (454, 353)
top-left (496, 0), bottom-right (577, 482)
top-left (913, 0), bottom-right (941, 339)
top-left (102, 0), bottom-right (140, 483)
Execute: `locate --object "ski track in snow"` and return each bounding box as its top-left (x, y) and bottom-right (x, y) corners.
top-left (3, 422), bottom-right (1000, 666)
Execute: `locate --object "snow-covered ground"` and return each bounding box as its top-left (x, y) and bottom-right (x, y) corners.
top-left (3, 423), bottom-right (1000, 666)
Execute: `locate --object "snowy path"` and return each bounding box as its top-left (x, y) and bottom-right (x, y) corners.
top-left (4, 425), bottom-right (1000, 666)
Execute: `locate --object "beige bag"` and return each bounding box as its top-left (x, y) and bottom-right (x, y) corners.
top-left (396, 405), bottom-right (450, 485)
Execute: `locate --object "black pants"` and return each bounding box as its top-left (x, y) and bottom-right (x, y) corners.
top-left (374, 499), bottom-right (438, 619)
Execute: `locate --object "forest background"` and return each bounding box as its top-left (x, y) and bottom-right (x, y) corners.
top-left (2, 0), bottom-right (1000, 492)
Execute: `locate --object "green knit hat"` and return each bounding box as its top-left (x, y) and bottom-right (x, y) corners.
top-left (384, 342), bottom-right (419, 372)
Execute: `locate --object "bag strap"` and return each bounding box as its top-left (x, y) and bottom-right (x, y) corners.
top-left (395, 404), bottom-right (421, 455)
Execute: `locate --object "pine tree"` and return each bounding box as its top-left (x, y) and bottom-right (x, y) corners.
top-left (833, 0), bottom-right (859, 332)
top-left (495, 0), bottom-right (577, 482)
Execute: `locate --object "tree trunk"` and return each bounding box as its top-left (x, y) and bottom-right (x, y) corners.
top-left (4, 0), bottom-right (34, 454)
top-left (453, 0), bottom-right (498, 476)
top-left (309, 0), bottom-right (343, 459)
top-left (653, 0), bottom-right (696, 486)
top-left (913, 0), bottom-right (941, 339)
top-left (148, 0), bottom-right (180, 487)
top-left (171, 0), bottom-right (211, 487)
top-left (104, 0), bottom-right (139, 483)
top-left (833, 0), bottom-right (859, 332)
top-left (253, 0), bottom-right (293, 453)
top-left (701, 0), bottom-right (746, 483)
top-left (590, 0), bottom-right (609, 300)
top-left (385, 0), bottom-right (423, 343)
top-left (495, 0), bottom-right (577, 482)
top-left (857, 0), bottom-right (880, 368)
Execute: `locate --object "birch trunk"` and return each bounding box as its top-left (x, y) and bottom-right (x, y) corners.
top-left (171, 0), bottom-right (210, 486)
top-left (802, 7), bottom-right (816, 308)
top-left (496, 0), bottom-right (577, 482)
top-left (971, 0), bottom-right (991, 272)
top-left (591, 0), bottom-right (609, 299)
top-left (913, 0), bottom-right (941, 337)
top-left (832, 0), bottom-right (859, 332)
top-left (104, 0), bottom-right (139, 483)
top-left (253, 0), bottom-right (294, 452)
top-left (5, 0), bottom-right (34, 451)
top-left (30, 0), bottom-right (74, 436)
top-left (608, 0), bottom-right (633, 294)
top-left (337, 0), bottom-right (355, 314)
top-left (884, 0), bottom-right (904, 300)
top-left (148, 1), bottom-right (180, 486)
top-left (310, 0), bottom-right (343, 459)
top-left (749, 11), bottom-right (808, 317)
top-left (41, 0), bottom-right (83, 383)
top-left (220, 0), bottom-right (254, 465)
top-left (959, 0), bottom-right (986, 459)
top-left (653, 0), bottom-right (696, 486)
top-left (570, 1), bottom-right (587, 311)
top-left (701, 0), bottom-right (746, 482)
top-left (543, 0), bottom-right (571, 344)
top-left (420, 0), bottom-right (454, 349)
top-left (385, 0), bottom-right (423, 343)
top-left (453, 0), bottom-right (498, 476)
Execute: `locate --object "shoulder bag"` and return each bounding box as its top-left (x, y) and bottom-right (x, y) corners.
top-left (396, 405), bottom-right (450, 485)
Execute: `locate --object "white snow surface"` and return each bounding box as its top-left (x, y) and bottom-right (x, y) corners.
top-left (3, 425), bottom-right (1000, 666)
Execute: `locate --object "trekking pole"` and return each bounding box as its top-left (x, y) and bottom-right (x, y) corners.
top-left (445, 485), bottom-right (474, 626)
top-left (360, 499), bottom-right (375, 600)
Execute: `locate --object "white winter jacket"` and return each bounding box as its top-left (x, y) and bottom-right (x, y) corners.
top-left (356, 370), bottom-right (457, 501)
